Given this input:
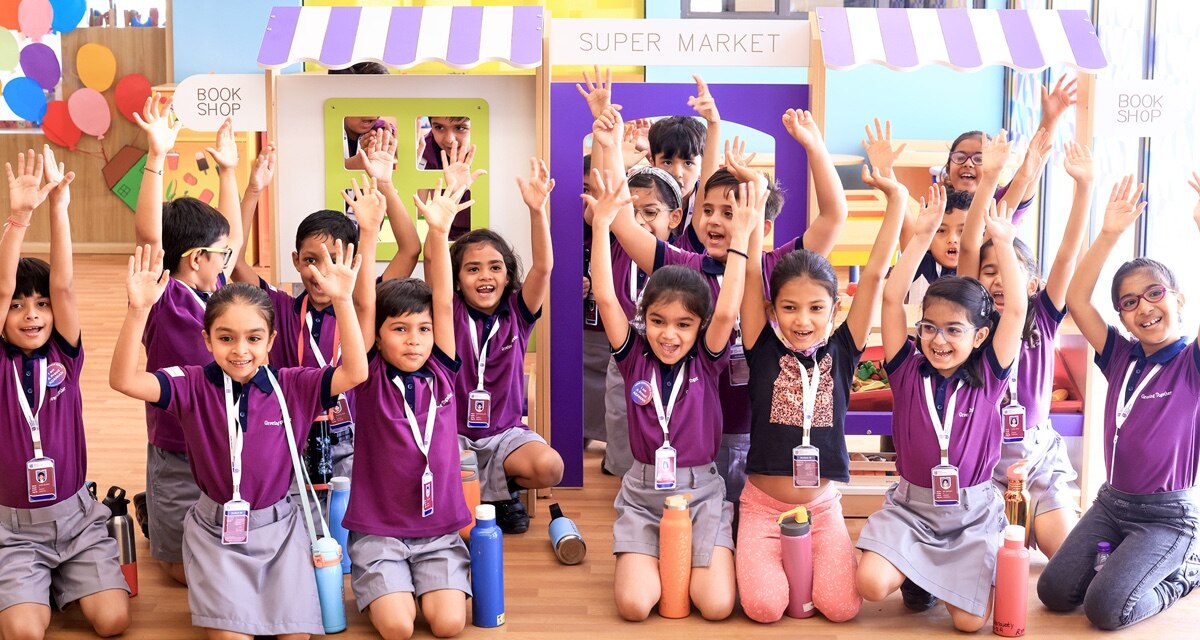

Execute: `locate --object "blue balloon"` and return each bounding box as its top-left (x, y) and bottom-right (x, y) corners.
top-left (50, 0), bottom-right (87, 34)
top-left (4, 77), bottom-right (49, 123)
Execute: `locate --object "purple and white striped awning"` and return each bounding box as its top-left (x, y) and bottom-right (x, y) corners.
top-left (257, 5), bottom-right (543, 71)
top-left (816, 8), bottom-right (1105, 73)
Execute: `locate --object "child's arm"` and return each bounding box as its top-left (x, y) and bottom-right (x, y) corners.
top-left (690, 75), bottom-right (721, 210)
top-left (232, 143), bottom-right (275, 284)
top-left (863, 119), bottom-right (921, 248)
top-left (110, 246), bottom-right (170, 403)
top-left (575, 65), bottom-right (612, 120)
top-left (882, 186), bottom-right (946, 363)
top-left (598, 108), bottom-right (657, 273)
top-left (846, 166), bottom-right (908, 350)
top-left (1042, 142), bottom-right (1094, 310)
top-left (206, 117), bottom-right (243, 275)
top-left (705, 180), bottom-right (763, 355)
top-left (43, 147), bottom-right (80, 346)
top-left (1012, 77), bottom-right (1075, 208)
top-left (1066, 177), bottom-right (1146, 353)
top-left (305, 240), bottom-right (368, 395)
top-left (364, 130), bottom-right (421, 281)
top-left (998, 127), bottom-right (1051, 222)
top-left (721, 137), bottom-right (759, 184)
top-left (582, 168), bottom-right (639, 350)
top-left (132, 94), bottom-right (182, 251)
top-left (414, 182), bottom-right (472, 359)
top-left (958, 130), bottom-right (1010, 279)
top-left (517, 157), bottom-right (555, 314)
top-left (782, 109), bottom-right (847, 257)
top-left (1, 150), bottom-right (53, 311)
top-left (739, 175), bottom-right (768, 350)
top-left (984, 202), bottom-right (1031, 369)
top-left (341, 177), bottom-right (388, 348)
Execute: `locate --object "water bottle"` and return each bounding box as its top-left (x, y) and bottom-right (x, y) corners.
top-left (779, 506), bottom-right (814, 618)
top-left (993, 525), bottom-right (1029, 637)
top-left (1095, 541), bottom-right (1112, 572)
top-left (102, 486), bottom-right (138, 597)
top-left (470, 504), bottom-right (505, 627)
top-left (547, 503), bottom-right (586, 565)
top-left (327, 476), bottom-right (352, 574)
top-left (658, 494), bottom-right (692, 619)
top-left (313, 536), bottom-right (346, 633)
top-left (1004, 461), bottom-right (1031, 544)
top-left (460, 450), bottom-right (481, 538)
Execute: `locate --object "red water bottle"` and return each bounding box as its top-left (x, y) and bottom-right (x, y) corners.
top-left (993, 524), bottom-right (1029, 636)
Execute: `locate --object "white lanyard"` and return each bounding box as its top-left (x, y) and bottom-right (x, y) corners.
top-left (1110, 360), bottom-right (1163, 484)
top-left (222, 374), bottom-right (245, 503)
top-left (303, 311), bottom-right (341, 368)
top-left (922, 377), bottom-right (960, 466)
top-left (629, 267), bottom-right (644, 306)
top-left (650, 364), bottom-right (687, 446)
top-left (794, 356), bottom-right (820, 447)
top-left (392, 376), bottom-right (437, 471)
top-left (12, 360), bottom-right (47, 459)
top-left (468, 317), bottom-right (501, 391)
top-left (715, 274), bottom-right (742, 343)
top-left (265, 368), bottom-right (330, 546)
top-left (1007, 357), bottom-right (1020, 405)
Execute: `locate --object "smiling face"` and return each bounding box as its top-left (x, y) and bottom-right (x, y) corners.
top-left (652, 153), bottom-right (701, 201)
top-left (978, 245), bottom-right (1038, 313)
top-left (429, 117), bottom-right (471, 153)
top-left (930, 209), bottom-right (967, 270)
top-left (190, 233), bottom-right (231, 293)
top-left (918, 298), bottom-right (989, 377)
top-left (292, 235), bottom-right (341, 309)
top-left (4, 293), bottom-right (53, 354)
top-left (203, 303), bottom-right (276, 384)
top-left (630, 186), bottom-right (682, 241)
top-left (695, 186), bottom-right (738, 260)
top-left (946, 135), bottom-right (983, 192)
top-left (769, 276), bottom-right (836, 353)
top-left (644, 298), bottom-right (702, 366)
top-left (377, 310), bottom-right (435, 373)
top-left (1115, 268), bottom-right (1184, 354)
top-left (456, 242), bottom-right (510, 314)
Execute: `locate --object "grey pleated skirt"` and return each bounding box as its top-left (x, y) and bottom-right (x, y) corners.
top-left (612, 461), bottom-right (734, 567)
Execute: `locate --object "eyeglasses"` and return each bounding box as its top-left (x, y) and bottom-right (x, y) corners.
top-left (915, 320), bottom-right (973, 343)
top-left (181, 246), bottom-right (234, 268)
top-left (634, 207), bottom-right (663, 222)
top-left (949, 151), bottom-right (984, 166)
top-left (1117, 284), bottom-right (1172, 312)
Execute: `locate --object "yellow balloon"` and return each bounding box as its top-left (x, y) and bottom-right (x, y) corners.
top-left (77, 43), bottom-right (116, 92)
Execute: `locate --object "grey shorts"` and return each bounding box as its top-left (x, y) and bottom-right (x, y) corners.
top-left (182, 493), bottom-right (323, 636)
top-left (994, 422), bottom-right (1080, 544)
top-left (348, 531), bottom-right (471, 611)
top-left (459, 428), bottom-right (547, 502)
top-left (146, 443), bottom-right (201, 564)
top-left (612, 461), bottom-right (734, 567)
top-left (603, 356), bottom-right (634, 476)
top-left (0, 486), bottom-right (130, 611)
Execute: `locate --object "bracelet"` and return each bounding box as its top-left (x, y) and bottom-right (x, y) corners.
top-left (5, 216), bottom-right (30, 228)
top-left (143, 166), bottom-right (163, 175)
top-left (726, 248), bottom-right (749, 260)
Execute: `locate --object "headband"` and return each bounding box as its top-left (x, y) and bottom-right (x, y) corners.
top-left (626, 165), bottom-right (683, 211)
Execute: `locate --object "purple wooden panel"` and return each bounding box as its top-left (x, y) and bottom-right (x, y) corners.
top-left (445, 6), bottom-right (483, 67)
top-left (382, 6), bottom-right (422, 68)
top-left (258, 5), bottom-right (301, 68)
top-left (508, 6), bottom-right (543, 67)
top-left (1058, 9), bottom-right (1106, 71)
top-left (319, 6), bottom-right (361, 69)
top-left (937, 8), bottom-right (982, 70)
top-left (997, 9), bottom-right (1043, 71)
top-left (816, 7), bottom-right (855, 69)
top-left (876, 8), bottom-right (918, 70)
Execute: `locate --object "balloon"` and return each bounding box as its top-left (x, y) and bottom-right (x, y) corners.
top-left (50, 0), bottom-right (87, 34)
top-left (77, 43), bottom-right (117, 92)
top-left (114, 73), bottom-right (151, 123)
top-left (18, 0), bottom-right (53, 42)
top-left (19, 42), bottom-right (60, 90)
top-left (3, 77), bottom-right (48, 123)
top-left (0, 2), bottom-right (19, 30)
top-left (0, 28), bottom-right (18, 72)
top-left (42, 100), bottom-right (81, 150)
top-left (67, 88), bottom-right (111, 138)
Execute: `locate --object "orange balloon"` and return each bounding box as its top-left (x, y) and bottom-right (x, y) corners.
top-left (0, 2), bottom-right (18, 30)
top-left (77, 43), bottom-right (117, 92)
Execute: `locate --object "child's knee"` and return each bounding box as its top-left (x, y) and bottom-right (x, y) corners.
top-left (950, 609), bottom-right (987, 633)
top-left (428, 609), bottom-right (467, 638)
top-left (855, 570), bottom-right (890, 602)
top-left (373, 615), bottom-right (415, 640)
top-left (695, 591), bottom-right (736, 621)
top-left (818, 596), bottom-right (862, 623)
top-left (1082, 587), bottom-right (1127, 631)
top-left (614, 591), bottom-right (654, 622)
top-left (90, 607), bottom-right (131, 637)
top-left (1036, 568), bottom-right (1081, 612)
top-left (1, 620), bottom-right (47, 640)
top-left (534, 451), bottom-right (564, 486)
top-left (741, 594), bottom-right (786, 624)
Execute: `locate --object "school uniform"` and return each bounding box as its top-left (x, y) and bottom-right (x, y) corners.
top-left (152, 363), bottom-right (336, 636)
top-left (856, 340), bottom-right (1011, 618)
top-left (1038, 329), bottom-right (1200, 630)
top-left (610, 328), bottom-right (733, 566)
top-left (343, 347), bottom-right (471, 610)
top-left (904, 251), bottom-right (955, 305)
top-left (454, 291), bottom-right (545, 502)
top-left (0, 334), bottom-right (129, 611)
top-left (669, 181), bottom-right (700, 249)
top-left (602, 239), bottom-right (649, 476)
top-left (582, 227), bottom-right (610, 446)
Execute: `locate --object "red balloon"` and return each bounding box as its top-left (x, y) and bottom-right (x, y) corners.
top-left (43, 100), bottom-right (81, 151)
top-left (114, 73), bottom-right (152, 123)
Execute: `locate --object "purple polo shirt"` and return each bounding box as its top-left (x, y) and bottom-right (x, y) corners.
top-left (0, 333), bottom-right (86, 509)
top-left (343, 347), bottom-right (470, 538)
top-left (1096, 328), bottom-right (1200, 494)
top-left (613, 327), bottom-right (729, 467)
top-left (995, 183), bottom-right (1034, 225)
top-left (152, 363), bottom-right (336, 509)
top-left (611, 240), bottom-right (647, 320)
top-left (653, 236), bottom-right (802, 436)
top-left (884, 339), bottom-right (1011, 487)
top-left (143, 275), bottom-right (224, 452)
top-left (453, 291), bottom-right (540, 439)
top-left (1010, 291), bottom-right (1066, 429)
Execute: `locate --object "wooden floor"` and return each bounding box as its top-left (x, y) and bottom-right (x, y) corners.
top-left (47, 255), bottom-right (1197, 639)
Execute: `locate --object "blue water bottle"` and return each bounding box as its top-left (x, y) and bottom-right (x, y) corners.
top-left (470, 504), bottom-right (505, 627)
top-left (328, 476), bottom-right (352, 574)
top-left (313, 536), bottom-right (347, 633)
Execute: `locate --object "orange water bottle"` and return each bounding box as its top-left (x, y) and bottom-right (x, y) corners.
top-left (993, 524), bottom-right (1029, 637)
top-left (658, 494), bottom-right (692, 618)
top-left (460, 450), bottom-right (481, 538)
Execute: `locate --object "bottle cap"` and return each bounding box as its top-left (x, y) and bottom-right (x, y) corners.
top-left (1006, 460), bottom-right (1028, 481)
top-left (778, 507), bottom-right (811, 537)
top-left (460, 449), bottom-right (478, 468)
top-left (330, 476), bottom-right (351, 491)
top-left (1097, 541), bottom-right (1112, 553)
top-left (549, 503), bottom-right (565, 520)
top-left (1003, 524), bottom-right (1026, 543)
top-left (476, 503), bottom-right (496, 521)
top-left (664, 495), bottom-right (689, 510)
top-left (314, 536), bottom-right (340, 556)
top-left (103, 486), bottom-right (129, 516)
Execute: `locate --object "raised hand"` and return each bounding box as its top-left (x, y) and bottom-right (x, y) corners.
top-left (1016, 127), bottom-right (1052, 181)
top-left (687, 75), bottom-right (719, 124)
top-left (979, 129), bottom-right (1012, 180)
top-left (440, 137), bottom-right (486, 191)
top-left (723, 137), bottom-right (759, 183)
top-left (516, 157), bottom-right (555, 212)
top-left (1041, 76), bottom-right (1078, 124)
top-left (1189, 171), bottom-right (1200, 230)
top-left (728, 179), bottom-right (767, 245)
top-left (133, 93), bottom-right (182, 157)
top-left (126, 244), bottom-right (169, 311)
top-left (356, 128), bottom-right (397, 182)
top-left (580, 168), bottom-right (635, 228)
top-left (591, 104), bottom-right (622, 150)
top-left (308, 240), bottom-right (362, 303)
top-left (413, 180), bottom-right (472, 236)
top-left (6, 149), bottom-right (53, 215)
top-left (860, 164), bottom-right (905, 197)
top-left (575, 65), bottom-right (613, 119)
top-left (861, 118), bottom-right (906, 176)
top-left (205, 117), bottom-right (239, 170)
top-left (42, 145), bottom-right (76, 206)
top-left (1100, 175), bottom-right (1146, 237)
top-left (1062, 141), bottom-right (1093, 184)
top-left (629, 117), bottom-right (651, 152)
top-left (247, 143), bottom-right (277, 193)
top-left (914, 184), bottom-right (948, 236)
top-left (782, 108), bottom-right (821, 148)
top-left (340, 175), bottom-right (386, 232)
top-left (984, 200), bottom-right (1018, 246)
top-left (621, 121), bottom-right (648, 169)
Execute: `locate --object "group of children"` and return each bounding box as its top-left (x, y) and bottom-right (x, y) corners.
top-left (2, 68), bottom-right (1199, 639)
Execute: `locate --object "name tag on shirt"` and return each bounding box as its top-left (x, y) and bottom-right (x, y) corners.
top-left (222, 499), bottom-right (250, 545)
top-left (26, 457), bottom-right (56, 503)
top-left (329, 394), bottom-right (353, 432)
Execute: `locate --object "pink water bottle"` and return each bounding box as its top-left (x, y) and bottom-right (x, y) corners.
top-left (778, 506), bottom-right (814, 619)
top-left (993, 524), bottom-right (1029, 637)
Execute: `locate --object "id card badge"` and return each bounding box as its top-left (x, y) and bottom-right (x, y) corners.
top-left (654, 445), bottom-right (677, 491)
top-left (1001, 403), bottom-right (1026, 444)
top-left (420, 468), bottom-right (435, 518)
top-left (584, 297), bottom-right (599, 327)
top-left (329, 394), bottom-right (353, 432)
top-left (222, 499), bottom-right (251, 545)
top-left (932, 465), bottom-right (960, 506)
top-left (792, 445), bottom-right (821, 488)
top-left (728, 343), bottom-right (749, 387)
top-left (467, 390), bottom-right (491, 429)
top-left (26, 457), bottom-right (56, 503)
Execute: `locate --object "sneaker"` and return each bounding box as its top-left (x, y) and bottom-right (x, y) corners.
top-left (1167, 551), bottom-right (1200, 599)
top-left (901, 578), bottom-right (938, 612)
top-left (489, 497), bottom-right (530, 534)
top-left (133, 491), bottom-right (150, 539)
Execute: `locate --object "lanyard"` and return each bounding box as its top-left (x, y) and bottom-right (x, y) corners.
top-left (1006, 357), bottom-right (1020, 405)
top-left (296, 297), bottom-right (341, 368)
top-left (392, 376), bottom-right (437, 472)
top-left (222, 374), bottom-right (245, 503)
top-left (922, 377), bottom-right (960, 466)
top-left (629, 267), bottom-right (644, 306)
top-left (265, 367), bottom-right (331, 546)
top-left (792, 355), bottom-right (820, 447)
top-left (468, 317), bottom-right (501, 391)
top-left (12, 360), bottom-right (47, 459)
top-left (715, 274), bottom-right (742, 344)
top-left (1110, 360), bottom-right (1163, 484)
top-left (649, 364), bottom-right (687, 447)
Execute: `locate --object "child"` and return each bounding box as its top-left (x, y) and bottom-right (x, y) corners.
top-left (341, 179), bottom-right (473, 639)
top-left (1037, 175), bottom-right (1200, 630)
top-left (0, 148), bottom-right (130, 638)
top-left (417, 117), bottom-right (475, 240)
top-left (902, 189), bottom-right (972, 304)
top-left (110, 242), bottom-right (368, 639)
top-left (650, 76), bottom-right (720, 250)
top-left (957, 140), bottom-right (1094, 559)
top-left (856, 189), bottom-right (1028, 633)
top-left (132, 96), bottom-right (244, 585)
top-left (585, 166), bottom-right (763, 622)
top-left (451, 158), bottom-right (561, 534)
top-left (734, 164), bottom-right (908, 623)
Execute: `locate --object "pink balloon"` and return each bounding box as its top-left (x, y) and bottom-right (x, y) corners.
top-left (67, 88), bottom-right (112, 138)
top-left (18, 0), bottom-right (53, 43)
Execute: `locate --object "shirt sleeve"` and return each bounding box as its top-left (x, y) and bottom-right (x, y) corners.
top-left (151, 367), bottom-right (189, 413)
top-left (654, 239), bottom-right (703, 273)
top-left (884, 339), bottom-right (915, 376)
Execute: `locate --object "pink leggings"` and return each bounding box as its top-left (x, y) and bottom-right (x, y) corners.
top-left (735, 480), bottom-right (862, 623)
